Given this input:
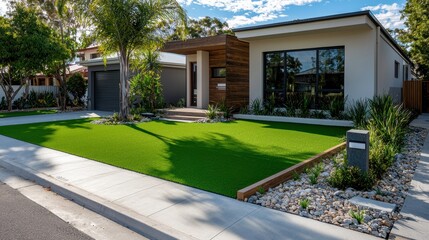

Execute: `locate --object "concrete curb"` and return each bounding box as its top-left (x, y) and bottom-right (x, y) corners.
top-left (0, 158), bottom-right (197, 240)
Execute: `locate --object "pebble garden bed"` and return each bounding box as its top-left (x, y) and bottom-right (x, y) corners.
top-left (247, 126), bottom-right (427, 238)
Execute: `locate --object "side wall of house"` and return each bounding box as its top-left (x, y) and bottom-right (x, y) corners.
top-left (377, 34), bottom-right (412, 103)
top-left (246, 26), bottom-right (377, 106)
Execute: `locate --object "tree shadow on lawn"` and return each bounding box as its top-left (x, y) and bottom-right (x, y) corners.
top-left (126, 124), bottom-right (318, 198)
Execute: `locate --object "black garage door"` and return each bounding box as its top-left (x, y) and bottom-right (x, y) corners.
top-left (94, 71), bottom-right (120, 112)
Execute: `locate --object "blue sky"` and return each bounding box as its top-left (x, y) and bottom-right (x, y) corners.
top-left (177, 0), bottom-right (407, 29)
top-left (0, 0), bottom-right (407, 29)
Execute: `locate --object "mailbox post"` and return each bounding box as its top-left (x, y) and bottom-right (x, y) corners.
top-left (346, 129), bottom-right (370, 172)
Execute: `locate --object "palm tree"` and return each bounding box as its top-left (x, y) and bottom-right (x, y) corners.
top-left (87, 0), bottom-right (186, 119)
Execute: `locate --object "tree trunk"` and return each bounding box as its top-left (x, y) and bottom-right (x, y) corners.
top-left (61, 60), bottom-right (67, 111)
top-left (119, 51), bottom-right (130, 119)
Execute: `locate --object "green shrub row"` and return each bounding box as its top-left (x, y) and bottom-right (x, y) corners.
top-left (328, 95), bottom-right (412, 190)
top-left (240, 93), bottom-right (348, 120)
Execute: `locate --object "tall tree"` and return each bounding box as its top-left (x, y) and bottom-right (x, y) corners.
top-left (187, 16), bottom-right (234, 38)
top-left (400, 0), bottom-right (429, 79)
top-left (25, 0), bottom-right (81, 110)
top-left (161, 16), bottom-right (234, 40)
top-left (85, 0), bottom-right (186, 119)
top-left (0, 3), bottom-right (68, 111)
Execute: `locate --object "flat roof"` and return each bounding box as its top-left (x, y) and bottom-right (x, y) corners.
top-left (163, 35), bottom-right (237, 55)
top-left (79, 52), bottom-right (186, 68)
top-left (234, 10), bottom-right (412, 66)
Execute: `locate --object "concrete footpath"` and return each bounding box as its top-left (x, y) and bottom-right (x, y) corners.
top-left (0, 110), bottom-right (111, 126)
top-left (390, 114), bottom-right (429, 240)
top-left (0, 112), bottom-right (378, 240)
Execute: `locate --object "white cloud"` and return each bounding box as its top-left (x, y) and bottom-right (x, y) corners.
top-left (362, 3), bottom-right (404, 29)
top-left (228, 13), bottom-right (281, 27)
top-left (179, 0), bottom-right (321, 27)
top-left (0, 0), bottom-right (8, 16)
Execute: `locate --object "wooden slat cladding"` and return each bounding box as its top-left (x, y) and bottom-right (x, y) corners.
top-left (164, 35), bottom-right (250, 109)
top-left (225, 36), bottom-right (249, 109)
top-left (403, 80), bottom-right (422, 113)
top-left (163, 35), bottom-right (227, 55)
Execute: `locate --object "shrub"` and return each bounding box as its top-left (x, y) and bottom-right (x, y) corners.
top-left (349, 209), bottom-right (365, 224)
top-left (310, 110), bottom-right (327, 119)
top-left (206, 104), bottom-right (219, 120)
top-left (328, 164), bottom-right (375, 190)
top-left (309, 173), bottom-right (318, 185)
top-left (176, 98), bottom-right (185, 108)
top-left (369, 138), bottom-right (395, 178)
top-left (292, 171), bottom-right (300, 181)
top-left (298, 94), bottom-right (312, 118)
top-left (368, 95), bottom-right (411, 152)
top-left (111, 112), bottom-right (121, 122)
top-left (130, 72), bottom-right (164, 113)
top-left (299, 198), bottom-right (310, 210)
top-left (239, 105), bottom-right (249, 114)
top-left (347, 99), bottom-right (368, 129)
top-left (67, 73), bottom-right (87, 106)
top-left (264, 93), bottom-right (276, 115)
top-left (218, 98), bottom-right (234, 119)
top-left (257, 186), bottom-right (265, 194)
top-left (250, 98), bottom-right (264, 115)
top-left (329, 95), bottom-right (346, 119)
top-left (284, 93), bottom-right (301, 116)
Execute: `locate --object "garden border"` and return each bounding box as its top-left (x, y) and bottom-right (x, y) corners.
top-left (237, 142), bottom-right (346, 200)
top-left (233, 114), bottom-right (353, 127)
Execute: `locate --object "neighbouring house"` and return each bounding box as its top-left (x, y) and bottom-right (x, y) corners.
top-left (163, 10), bottom-right (413, 110)
top-left (32, 64), bottom-right (88, 87)
top-left (79, 52), bottom-right (186, 112)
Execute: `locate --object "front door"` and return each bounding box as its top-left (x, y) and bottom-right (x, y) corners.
top-left (190, 62), bottom-right (197, 106)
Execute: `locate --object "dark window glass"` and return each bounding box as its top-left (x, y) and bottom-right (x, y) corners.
top-left (90, 53), bottom-right (101, 59)
top-left (264, 52), bottom-right (285, 104)
top-left (318, 48), bottom-right (345, 108)
top-left (395, 61), bottom-right (399, 78)
top-left (263, 47), bottom-right (345, 110)
top-left (212, 67), bottom-right (226, 78)
top-left (286, 50), bottom-right (317, 107)
top-left (403, 65), bottom-right (409, 81)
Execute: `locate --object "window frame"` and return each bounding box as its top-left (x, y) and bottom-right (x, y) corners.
top-left (394, 61), bottom-right (400, 78)
top-left (263, 46), bottom-right (345, 108)
top-left (211, 67), bottom-right (226, 78)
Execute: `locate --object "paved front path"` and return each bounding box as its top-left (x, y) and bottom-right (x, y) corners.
top-left (0, 110), bottom-right (112, 126)
top-left (390, 114), bottom-right (429, 240)
top-left (0, 112), bottom-right (378, 240)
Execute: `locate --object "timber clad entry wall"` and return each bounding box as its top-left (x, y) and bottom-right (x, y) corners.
top-left (226, 37), bottom-right (249, 108)
top-left (94, 70), bottom-right (120, 112)
top-left (163, 35), bottom-right (250, 109)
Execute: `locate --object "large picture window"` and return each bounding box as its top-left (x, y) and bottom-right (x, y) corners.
top-left (264, 47), bottom-right (344, 109)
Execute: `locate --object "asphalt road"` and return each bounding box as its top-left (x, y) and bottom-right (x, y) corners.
top-left (0, 183), bottom-right (93, 240)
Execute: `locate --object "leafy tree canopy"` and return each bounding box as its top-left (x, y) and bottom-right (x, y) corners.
top-left (399, 0), bottom-right (429, 79)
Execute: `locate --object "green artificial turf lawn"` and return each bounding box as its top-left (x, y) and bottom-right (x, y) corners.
top-left (0, 119), bottom-right (348, 197)
top-left (0, 110), bottom-right (58, 118)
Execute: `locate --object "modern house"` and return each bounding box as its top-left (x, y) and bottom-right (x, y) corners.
top-left (80, 52), bottom-right (186, 112)
top-left (163, 10), bottom-right (413, 110)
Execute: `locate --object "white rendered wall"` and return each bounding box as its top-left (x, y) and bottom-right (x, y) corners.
top-left (197, 51), bottom-right (209, 109)
top-left (245, 26), bottom-right (377, 106)
top-left (377, 34), bottom-right (411, 103)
